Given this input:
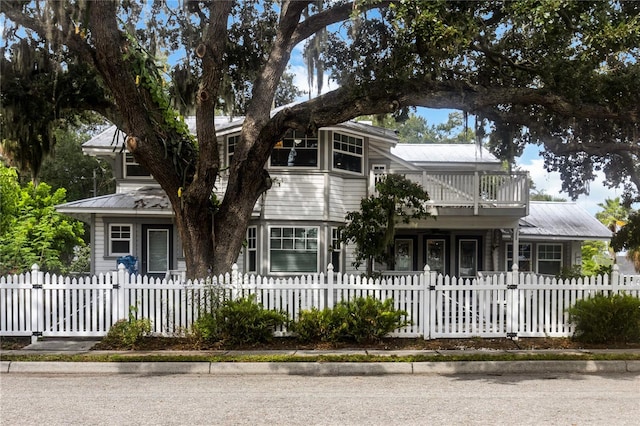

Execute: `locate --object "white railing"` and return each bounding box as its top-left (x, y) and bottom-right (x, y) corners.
top-left (370, 170), bottom-right (529, 212)
top-left (1, 264), bottom-right (639, 342)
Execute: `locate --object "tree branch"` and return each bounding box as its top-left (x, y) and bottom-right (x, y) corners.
top-left (291, 1), bottom-right (392, 46)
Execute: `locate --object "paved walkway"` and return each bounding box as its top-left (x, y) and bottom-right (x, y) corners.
top-left (2, 339), bottom-right (640, 376)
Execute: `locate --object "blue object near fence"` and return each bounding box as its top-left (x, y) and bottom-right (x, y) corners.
top-left (116, 255), bottom-right (138, 275)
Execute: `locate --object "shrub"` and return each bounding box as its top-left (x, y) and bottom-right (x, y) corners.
top-left (568, 293), bottom-right (640, 344)
top-left (102, 306), bottom-right (152, 349)
top-left (192, 295), bottom-right (288, 346)
top-left (341, 297), bottom-right (411, 342)
top-left (191, 312), bottom-right (220, 343)
top-left (292, 296), bottom-right (410, 343)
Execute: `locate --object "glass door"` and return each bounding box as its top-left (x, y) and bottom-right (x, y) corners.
top-left (142, 225), bottom-right (172, 276)
top-left (394, 239), bottom-right (413, 271)
top-left (458, 239), bottom-right (478, 277)
top-left (426, 239), bottom-right (446, 275)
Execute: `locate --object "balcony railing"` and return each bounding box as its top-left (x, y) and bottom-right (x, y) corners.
top-left (370, 170), bottom-right (529, 214)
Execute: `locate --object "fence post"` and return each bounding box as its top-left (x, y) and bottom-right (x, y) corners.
top-left (611, 264), bottom-right (620, 295)
top-left (327, 263), bottom-right (334, 309)
top-left (506, 263), bottom-right (519, 339)
top-left (231, 263), bottom-right (239, 299)
top-left (115, 263), bottom-right (127, 322)
top-left (421, 264), bottom-right (430, 340)
top-left (30, 264), bottom-right (43, 344)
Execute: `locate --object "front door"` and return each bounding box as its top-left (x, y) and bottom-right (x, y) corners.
top-left (425, 238), bottom-right (447, 275)
top-left (457, 237), bottom-right (482, 278)
top-left (142, 225), bottom-right (172, 277)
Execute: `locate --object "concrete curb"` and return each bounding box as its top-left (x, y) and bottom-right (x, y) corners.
top-left (3, 360), bottom-right (639, 376)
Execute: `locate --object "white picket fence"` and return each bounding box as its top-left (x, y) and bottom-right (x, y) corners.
top-left (2, 263), bottom-right (640, 343)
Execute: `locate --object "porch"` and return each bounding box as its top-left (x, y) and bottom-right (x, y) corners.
top-left (370, 170), bottom-right (529, 215)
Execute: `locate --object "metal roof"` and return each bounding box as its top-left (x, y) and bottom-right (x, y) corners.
top-left (85, 116), bottom-right (398, 152)
top-left (519, 202), bottom-right (612, 240)
top-left (56, 187), bottom-right (172, 216)
top-left (390, 143), bottom-right (500, 164)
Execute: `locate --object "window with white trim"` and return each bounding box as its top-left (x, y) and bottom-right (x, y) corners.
top-left (270, 131), bottom-right (318, 168)
top-left (227, 135), bottom-right (239, 166)
top-left (124, 153), bottom-right (151, 177)
top-left (331, 227), bottom-right (341, 273)
top-left (269, 226), bottom-right (318, 273)
top-left (333, 132), bottom-right (363, 173)
top-left (246, 226), bottom-right (257, 273)
top-left (506, 243), bottom-right (532, 271)
top-left (537, 244), bottom-right (562, 275)
top-left (109, 224), bottom-right (132, 256)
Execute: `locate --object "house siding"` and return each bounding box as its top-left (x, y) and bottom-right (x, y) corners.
top-left (328, 175), bottom-right (366, 222)
top-left (263, 173), bottom-right (325, 220)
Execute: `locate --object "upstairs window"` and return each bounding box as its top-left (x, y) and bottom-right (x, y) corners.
top-left (124, 153), bottom-right (151, 178)
top-left (333, 132), bottom-right (363, 174)
top-left (270, 131), bottom-right (318, 168)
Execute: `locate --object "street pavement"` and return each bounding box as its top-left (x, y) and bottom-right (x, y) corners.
top-left (2, 339), bottom-right (640, 376)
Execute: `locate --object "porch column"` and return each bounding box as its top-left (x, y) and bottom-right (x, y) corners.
top-left (512, 227), bottom-right (520, 270)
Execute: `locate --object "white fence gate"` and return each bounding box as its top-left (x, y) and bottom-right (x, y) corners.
top-left (2, 263), bottom-right (639, 342)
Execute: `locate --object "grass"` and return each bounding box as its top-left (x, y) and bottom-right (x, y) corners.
top-left (2, 352), bottom-right (640, 363)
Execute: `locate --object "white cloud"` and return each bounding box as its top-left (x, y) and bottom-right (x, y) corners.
top-left (288, 63), bottom-right (335, 100)
top-left (519, 157), bottom-right (623, 216)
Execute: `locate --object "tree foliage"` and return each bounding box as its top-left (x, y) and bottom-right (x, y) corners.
top-left (360, 112), bottom-right (475, 144)
top-left (2, 1), bottom-right (639, 277)
top-left (340, 174), bottom-right (431, 274)
top-left (0, 165), bottom-right (85, 275)
top-left (39, 127), bottom-right (115, 202)
top-left (0, 37), bottom-right (108, 181)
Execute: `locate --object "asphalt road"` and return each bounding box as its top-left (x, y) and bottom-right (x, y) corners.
top-left (1, 373), bottom-right (639, 425)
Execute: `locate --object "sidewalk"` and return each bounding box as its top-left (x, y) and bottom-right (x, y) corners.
top-left (2, 339), bottom-right (640, 376)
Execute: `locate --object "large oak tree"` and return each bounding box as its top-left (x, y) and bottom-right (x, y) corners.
top-left (2, 1), bottom-right (639, 277)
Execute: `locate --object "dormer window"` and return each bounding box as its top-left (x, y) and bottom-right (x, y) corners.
top-left (270, 130), bottom-right (318, 168)
top-left (124, 153), bottom-right (151, 178)
top-left (333, 132), bottom-right (363, 174)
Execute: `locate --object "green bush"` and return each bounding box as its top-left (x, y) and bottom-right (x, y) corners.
top-left (191, 312), bottom-right (220, 343)
top-left (292, 296), bottom-right (410, 343)
top-left (568, 293), bottom-right (640, 344)
top-left (191, 295), bottom-right (288, 346)
top-left (102, 306), bottom-right (152, 349)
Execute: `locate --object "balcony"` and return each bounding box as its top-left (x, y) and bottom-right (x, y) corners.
top-left (370, 170), bottom-right (529, 215)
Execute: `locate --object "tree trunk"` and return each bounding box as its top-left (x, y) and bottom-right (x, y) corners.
top-left (210, 161), bottom-right (272, 276)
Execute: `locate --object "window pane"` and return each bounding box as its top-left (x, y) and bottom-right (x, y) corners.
top-left (538, 261), bottom-right (561, 275)
top-left (459, 240), bottom-right (477, 277)
top-left (426, 239), bottom-right (445, 275)
top-left (270, 131), bottom-right (318, 167)
top-left (271, 251), bottom-right (317, 272)
top-left (270, 226), bottom-right (318, 273)
top-left (111, 240), bottom-right (130, 254)
top-left (148, 230), bottom-right (169, 273)
top-left (333, 132), bottom-right (363, 173)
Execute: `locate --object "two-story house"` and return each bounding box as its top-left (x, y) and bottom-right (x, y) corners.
top-left (56, 117), bottom-right (611, 278)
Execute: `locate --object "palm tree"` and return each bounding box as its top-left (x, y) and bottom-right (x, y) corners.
top-left (626, 249), bottom-right (640, 273)
top-left (595, 197), bottom-right (631, 264)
